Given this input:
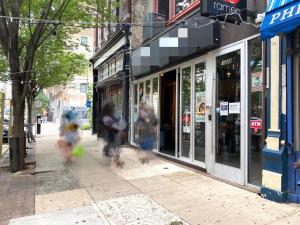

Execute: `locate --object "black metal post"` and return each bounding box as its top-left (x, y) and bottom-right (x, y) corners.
top-left (37, 115), bottom-right (41, 134)
top-left (92, 69), bottom-right (98, 134)
top-left (122, 24), bottom-right (131, 144)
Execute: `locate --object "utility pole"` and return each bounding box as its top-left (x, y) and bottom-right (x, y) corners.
top-left (122, 23), bottom-right (131, 144)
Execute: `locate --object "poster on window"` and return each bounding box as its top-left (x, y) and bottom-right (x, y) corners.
top-left (251, 72), bottom-right (263, 92)
top-left (220, 102), bottom-right (228, 116)
top-left (229, 102), bottom-right (240, 114)
top-left (195, 92), bottom-right (205, 123)
top-left (182, 110), bottom-right (191, 133)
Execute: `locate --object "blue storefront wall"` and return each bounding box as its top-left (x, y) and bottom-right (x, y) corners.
top-left (260, 0), bottom-right (300, 203)
top-left (260, 0), bottom-right (300, 41)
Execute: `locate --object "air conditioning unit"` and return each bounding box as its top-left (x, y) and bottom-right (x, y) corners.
top-left (143, 13), bottom-right (166, 42)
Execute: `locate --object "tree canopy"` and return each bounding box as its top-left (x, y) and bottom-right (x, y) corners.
top-left (0, 0), bottom-right (118, 169)
top-left (31, 35), bottom-right (89, 93)
top-left (0, 51), bottom-right (7, 81)
top-left (0, 0), bottom-right (117, 100)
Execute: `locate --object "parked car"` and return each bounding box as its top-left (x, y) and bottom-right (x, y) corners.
top-left (3, 124), bottom-right (8, 143)
top-left (2, 118), bottom-right (31, 144)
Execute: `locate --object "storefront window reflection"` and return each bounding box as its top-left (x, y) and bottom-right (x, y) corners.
top-left (146, 80), bottom-right (151, 102)
top-left (132, 77), bottom-right (159, 148)
top-left (133, 84), bottom-right (139, 143)
top-left (153, 78), bottom-right (159, 149)
top-left (181, 66), bottom-right (191, 158)
top-left (194, 62), bottom-right (206, 162)
top-left (248, 38), bottom-right (263, 186)
top-left (176, 0), bottom-right (193, 15)
top-left (153, 78), bottom-right (159, 115)
top-left (139, 83), bottom-right (144, 103)
top-left (107, 85), bottom-right (123, 120)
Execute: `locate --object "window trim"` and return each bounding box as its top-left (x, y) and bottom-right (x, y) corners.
top-left (169, 0), bottom-right (200, 24)
top-left (80, 36), bottom-right (88, 46)
top-left (154, 0), bottom-right (200, 23)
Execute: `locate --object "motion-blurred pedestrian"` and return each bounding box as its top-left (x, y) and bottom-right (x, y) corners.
top-left (135, 102), bottom-right (158, 164)
top-left (57, 109), bottom-right (80, 163)
top-left (99, 102), bottom-right (126, 168)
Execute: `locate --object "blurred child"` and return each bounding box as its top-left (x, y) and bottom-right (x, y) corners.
top-left (136, 103), bottom-right (158, 164)
top-left (58, 110), bottom-right (80, 163)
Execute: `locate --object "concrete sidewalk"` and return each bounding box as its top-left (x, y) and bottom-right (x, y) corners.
top-left (0, 137), bottom-right (36, 225)
top-left (8, 123), bottom-right (300, 225)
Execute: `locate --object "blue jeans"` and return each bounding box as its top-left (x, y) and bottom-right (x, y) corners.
top-left (139, 136), bottom-right (154, 151)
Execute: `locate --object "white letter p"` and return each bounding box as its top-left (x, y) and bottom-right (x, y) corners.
top-left (270, 12), bottom-right (281, 24)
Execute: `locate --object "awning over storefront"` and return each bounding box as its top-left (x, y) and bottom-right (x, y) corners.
top-left (260, 0), bottom-right (300, 40)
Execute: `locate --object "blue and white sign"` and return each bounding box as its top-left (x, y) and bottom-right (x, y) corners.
top-left (260, 0), bottom-right (300, 40)
top-left (86, 100), bottom-right (91, 108)
top-left (266, 0), bottom-right (294, 13)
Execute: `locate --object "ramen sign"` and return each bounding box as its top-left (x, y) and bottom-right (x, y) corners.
top-left (201, 0), bottom-right (247, 22)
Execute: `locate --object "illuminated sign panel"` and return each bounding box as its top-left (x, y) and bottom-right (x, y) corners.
top-left (201, 0), bottom-right (247, 23)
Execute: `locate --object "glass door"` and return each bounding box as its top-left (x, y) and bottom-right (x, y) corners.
top-left (194, 62), bottom-right (206, 163)
top-left (131, 77), bottom-right (160, 148)
top-left (213, 43), bottom-right (246, 184)
top-left (179, 60), bottom-right (208, 165)
top-left (180, 66), bottom-right (192, 159)
top-left (248, 38), bottom-right (263, 186)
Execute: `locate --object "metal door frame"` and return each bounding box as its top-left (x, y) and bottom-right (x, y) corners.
top-left (178, 56), bottom-right (209, 168)
top-left (211, 42), bottom-right (247, 185)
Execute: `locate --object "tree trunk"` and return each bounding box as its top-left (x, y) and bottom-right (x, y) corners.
top-left (27, 95), bottom-right (33, 130)
top-left (12, 80), bottom-right (25, 170)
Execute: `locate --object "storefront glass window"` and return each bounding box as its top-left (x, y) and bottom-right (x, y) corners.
top-left (176, 0), bottom-right (193, 15)
top-left (194, 62), bottom-right (206, 162)
top-left (181, 66), bottom-right (191, 158)
top-left (102, 85), bottom-right (123, 119)
top-left (153, 78), bottom-right (159, 115)
top-left (132, 78), bottom-right (159, 147)
top-left (146, 80), bottom-right (151, 102)
top-left (248, 38), bottom-right (263, 186)
top-left (133, 84), bottom-right (139, 144)
top-left (134, 84), bottom-right (138, 105)
top-left (139, 82), bottom-right (144, 103)
top-left (153, 77), bottom-right (159, 149)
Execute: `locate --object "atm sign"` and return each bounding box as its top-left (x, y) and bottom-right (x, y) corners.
top-left (250, 119), bottom-right (262, 133)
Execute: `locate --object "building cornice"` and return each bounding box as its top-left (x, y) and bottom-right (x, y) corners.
top-left (91, 28), bottom-right (125, 63)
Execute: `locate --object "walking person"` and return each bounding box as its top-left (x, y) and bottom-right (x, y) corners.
top-left (99, 102), bottom-right (126, 168)
top-left (58, 109), bottom-right (80, 163)
top-left (136, 102), bottom-right (158, 164)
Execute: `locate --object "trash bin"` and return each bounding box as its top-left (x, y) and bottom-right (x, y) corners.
top-left (9, 136), bottom-right (20, 172)
top-left (37, 115), bottom-right (41, 134)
